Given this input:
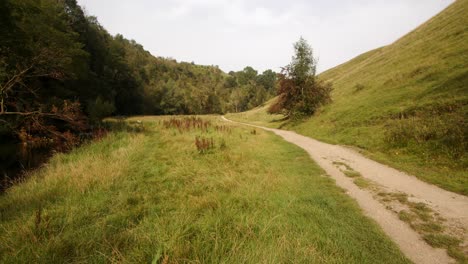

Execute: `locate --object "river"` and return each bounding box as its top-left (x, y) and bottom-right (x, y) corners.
top-left (0, 141), bottom-right (53, 191)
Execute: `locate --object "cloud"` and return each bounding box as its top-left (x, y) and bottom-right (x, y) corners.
top-left (77, 0), bottom-right (454, 73)
top-left (224, 5), bottom-right (293, 27)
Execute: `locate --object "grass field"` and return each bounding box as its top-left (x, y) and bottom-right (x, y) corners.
top-left (228, 0), bottom-right (468, 195)
top-left (0, 116), bottom-right (410, 263)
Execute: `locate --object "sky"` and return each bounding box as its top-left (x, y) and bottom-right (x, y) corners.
top-left (76, 0), bottom-right (454, 73)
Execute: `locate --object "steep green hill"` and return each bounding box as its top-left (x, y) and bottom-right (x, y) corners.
top-left (229, 0), bottom-right (468, 194)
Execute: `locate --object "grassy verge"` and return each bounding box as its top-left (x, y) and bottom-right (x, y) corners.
top-left (0, 116), bottom-right (410, 263)
top-left (226, 99), bottom-right (286, 129)
top-left (226, 108), bottom-right (468, 195)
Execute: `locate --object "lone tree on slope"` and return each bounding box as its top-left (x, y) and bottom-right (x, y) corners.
top-left (269, 37), bottom-right (332, 118)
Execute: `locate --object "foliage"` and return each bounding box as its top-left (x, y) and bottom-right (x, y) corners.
top-left (0, 0), bottom-right (275, 143)
top-left (224, 68), bottom-right (277, 113)
top-left (162, 117), bottom-right (211, 133)
top-left (194, 136), bottom-right (215, 154)
top-left (269, 37), bottom-right (332, 117)
top-left (0, 0), bottom-right (89, 144)
top-left (15, 100), bottom-right (88, 150)
top-left (87, 97), bottom-right (115, 125)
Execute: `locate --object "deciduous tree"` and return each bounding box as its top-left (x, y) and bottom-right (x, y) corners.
top-left (269, 37), bottom-right (332, 117)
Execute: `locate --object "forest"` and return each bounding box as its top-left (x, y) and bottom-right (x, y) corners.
top-left (0, 0), bottom-right (277, 144)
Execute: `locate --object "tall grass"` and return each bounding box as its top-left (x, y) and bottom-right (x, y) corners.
top-left (0, 116), bottom-right (410, 263)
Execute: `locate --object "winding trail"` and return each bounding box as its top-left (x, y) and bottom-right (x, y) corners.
top-left (222, 116), bottom-right (468, 264)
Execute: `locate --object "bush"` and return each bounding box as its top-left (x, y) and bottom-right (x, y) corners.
top-left (87, 97), bottom-right (115, 124)
top-left (384, 113), bottom-right (466, 159)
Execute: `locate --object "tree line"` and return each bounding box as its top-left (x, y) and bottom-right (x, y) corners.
top-left (0, 0), bottom-right (277, 145)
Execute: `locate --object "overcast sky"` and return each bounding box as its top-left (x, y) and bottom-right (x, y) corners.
top-left (76, 0), bottom-right (454, 73)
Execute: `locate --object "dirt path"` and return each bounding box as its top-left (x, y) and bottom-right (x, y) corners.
top-left (223, 116), bottom-right (468, 264)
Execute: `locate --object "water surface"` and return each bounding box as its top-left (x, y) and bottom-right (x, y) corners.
top-left (0, 141), bottom-right (53, 191)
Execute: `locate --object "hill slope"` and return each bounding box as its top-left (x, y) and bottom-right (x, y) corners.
top-left (229, 0), bottom-right (468, 194)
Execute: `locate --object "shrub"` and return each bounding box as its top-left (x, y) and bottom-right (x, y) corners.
top-left (195, 136), bottom-right (215, 154)
top-left (384, 113), bottom-right (466, 159)
top-left (163, 117), bottom-right (211, 133)
top-left (87, 97), bottom-right (115, 124)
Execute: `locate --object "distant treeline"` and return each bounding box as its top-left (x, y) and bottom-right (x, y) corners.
top-left (0, 0), bottom-right (276, 142)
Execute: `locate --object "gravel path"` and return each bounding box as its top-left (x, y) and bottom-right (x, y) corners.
top-left (223, 116), bottom-right (468, 264)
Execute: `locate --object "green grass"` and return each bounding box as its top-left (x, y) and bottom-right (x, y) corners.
top-left (228, 0), bottom-right (468, 195)
top-left (384, 191), bottom-right (466, 263)
top-left (227, 98), bottom-right (287, 128)
top-left (423, 234), bottom-right (465, 262)
top-left (0, 116), bottom-right (410, 263)
top-left (331, 161), bottom-right (372, 189)
top-left (344, 170), bottom-right (361, 178)
top-left (353, 178), bottom-right (372, 189)
top-left (331, 161), bottom-right (352, 170)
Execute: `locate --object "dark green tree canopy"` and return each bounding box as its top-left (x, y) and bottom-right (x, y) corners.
top-left (256, 69), bottom-right (277, 91)
top-left (237, 66), bottom-right (258, 85)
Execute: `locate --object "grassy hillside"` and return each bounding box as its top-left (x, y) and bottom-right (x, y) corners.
top-left (0, 116), bottom-right (410, 263)
top-left (228, 0), bottom-right (468, 195)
